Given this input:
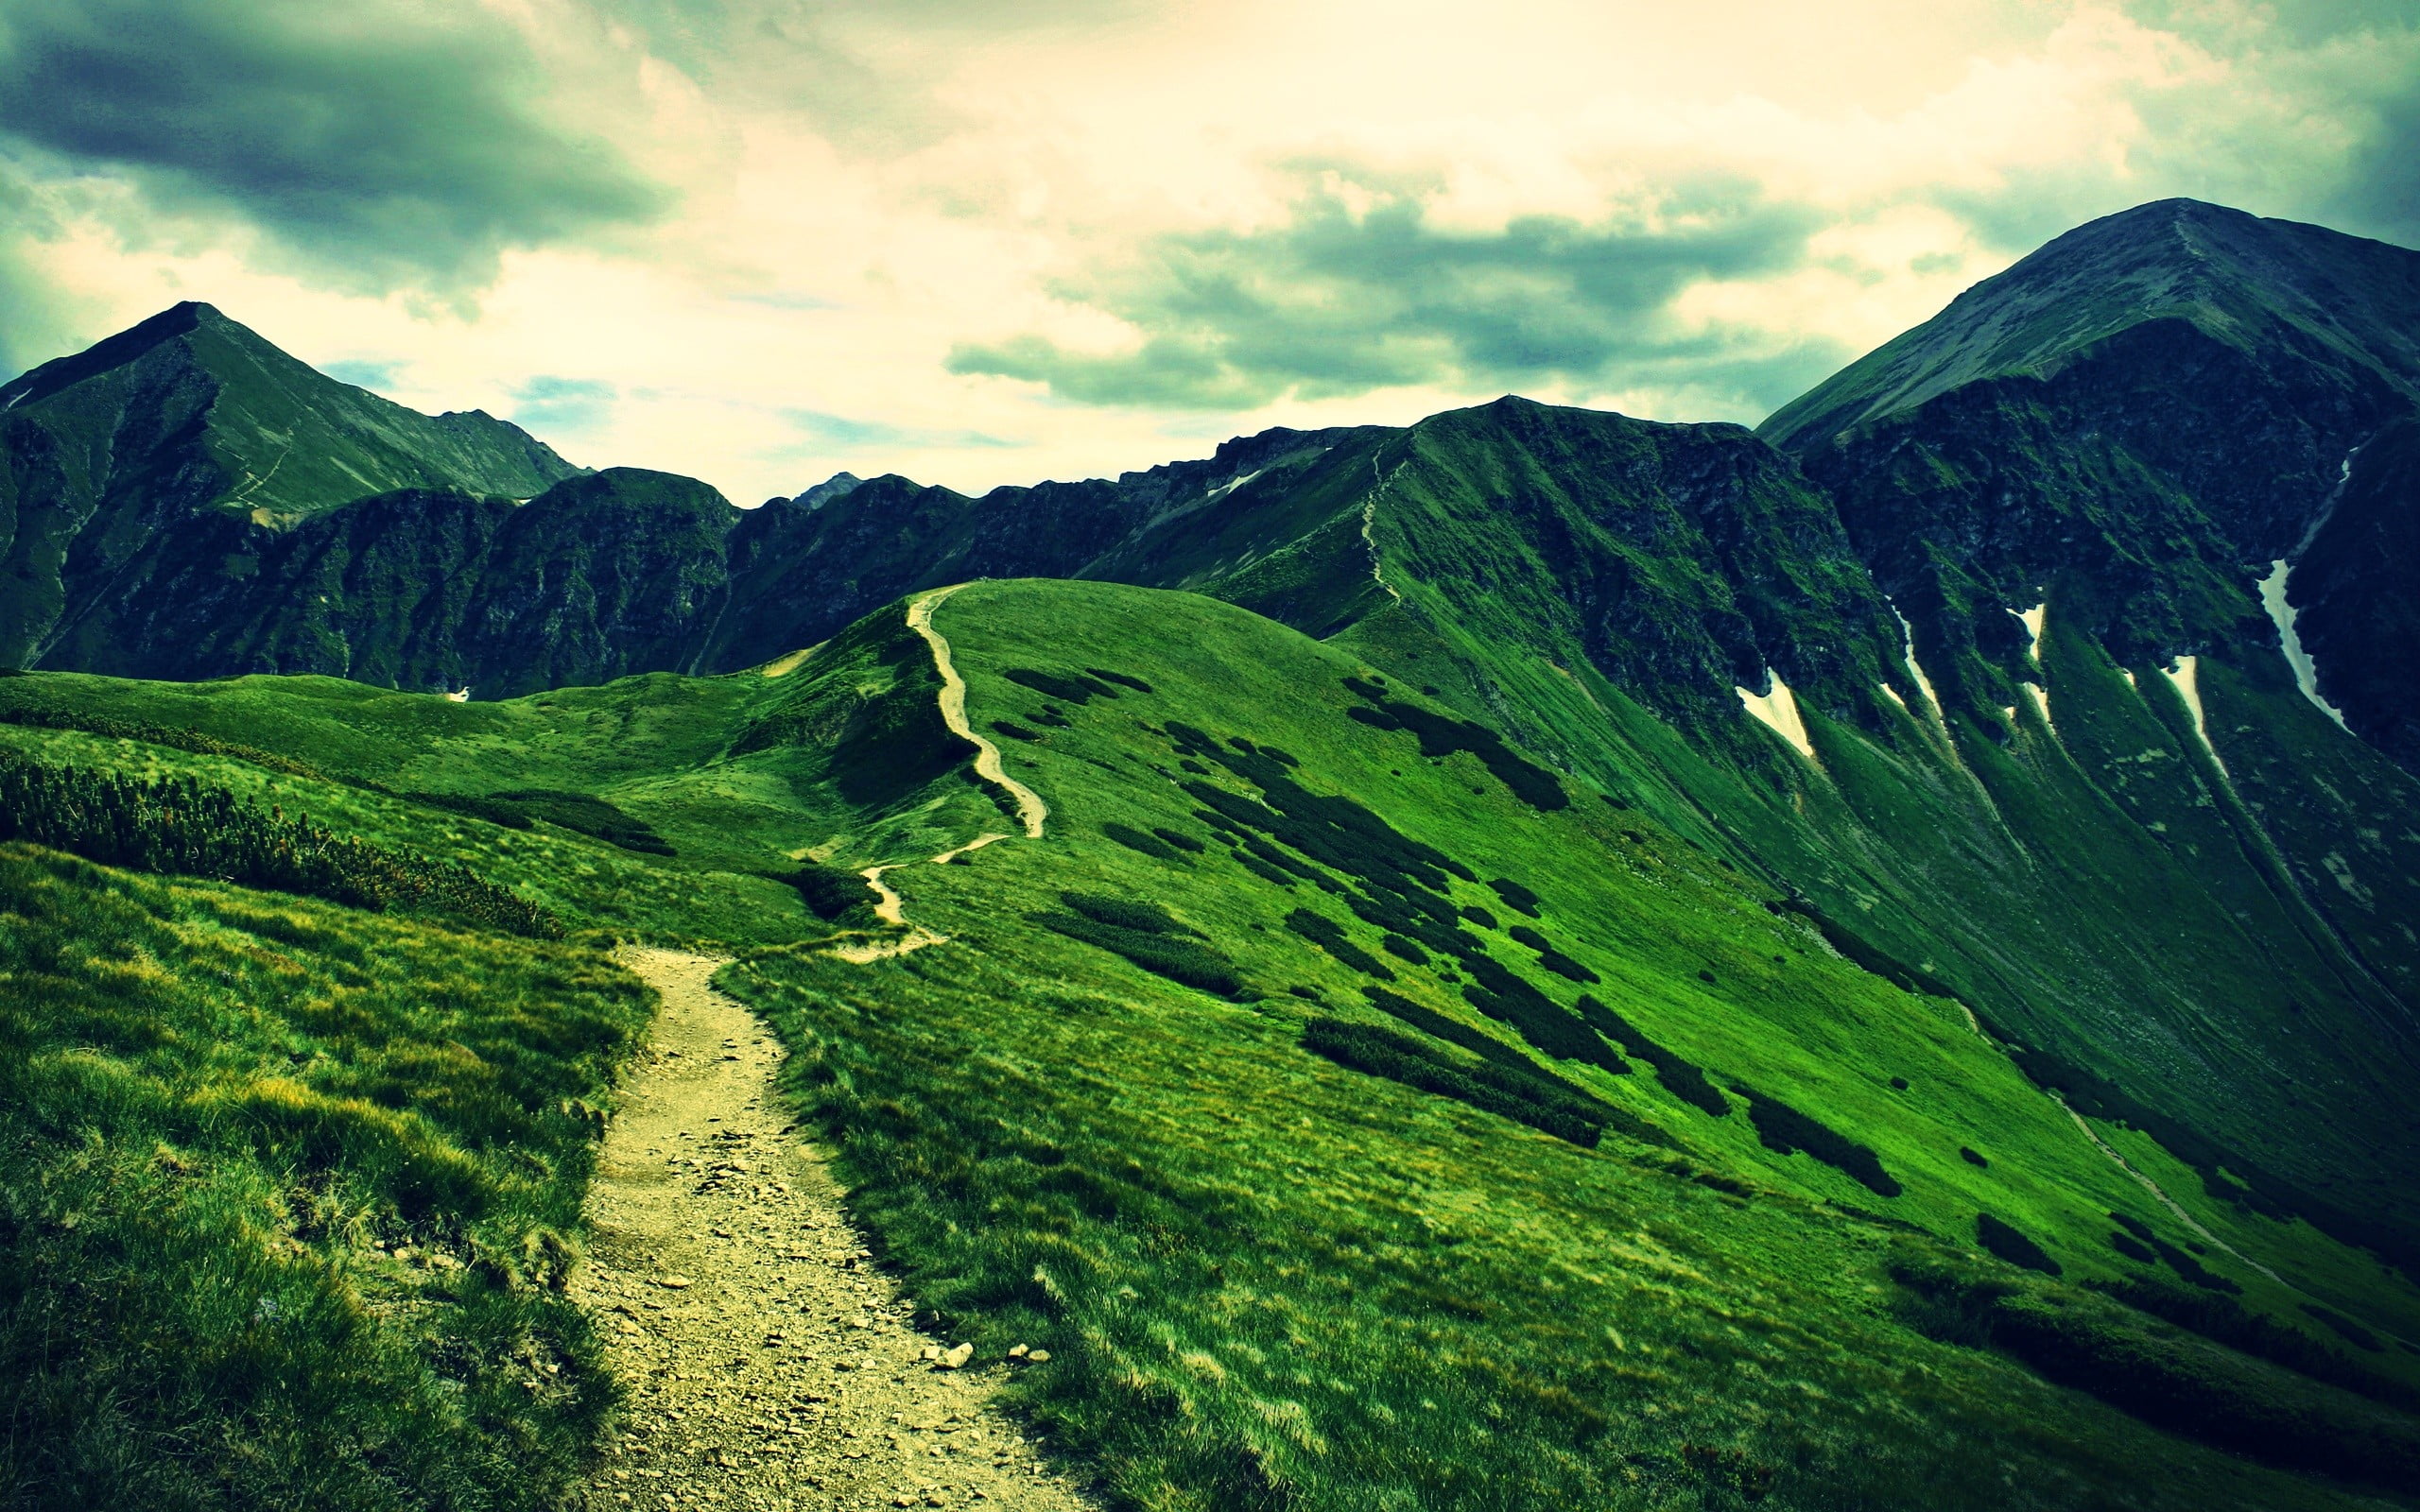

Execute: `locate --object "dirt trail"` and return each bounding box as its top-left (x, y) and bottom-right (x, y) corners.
top-left (571, 949), bottom-right (1094, 1512)
top-left (907, 586), bottom-right (1047, 840)
top-left (819, 588), bottom-right (1046, 967)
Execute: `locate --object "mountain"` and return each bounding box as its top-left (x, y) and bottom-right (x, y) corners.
top-left (40, 468), bottom-right (738, 696)
top-left (1760, 198), bottom-right (2420, 748)
top-left (8, 223), bottom-right (2420, 1284)
top-left (0, 301), bottom-right (580, 673)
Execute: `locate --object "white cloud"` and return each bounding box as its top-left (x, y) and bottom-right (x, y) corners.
top-left (1, 0), bottom-right (2411, 502)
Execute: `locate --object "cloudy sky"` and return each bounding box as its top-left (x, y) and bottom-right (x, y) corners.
top-left (0, 0), bottom-right (2413, 503)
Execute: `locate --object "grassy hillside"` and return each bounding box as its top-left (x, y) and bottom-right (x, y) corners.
top-left (6, 580), bottom-right (2418, 1508)
top-left (0, 844), bottom-right (647, 1509)
top-left (714, 579), bottom-right (2420, 1509)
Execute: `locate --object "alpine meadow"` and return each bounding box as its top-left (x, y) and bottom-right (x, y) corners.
top-left (5, 11), bottom-right (2420, 1508)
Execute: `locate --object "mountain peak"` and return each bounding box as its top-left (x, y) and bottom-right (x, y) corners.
top-left (1, 301), bottom-right (214, 410)
top-left (1760, 198), bottom-right (2420, 451)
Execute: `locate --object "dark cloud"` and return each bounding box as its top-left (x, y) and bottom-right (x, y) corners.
top-left (2315, 57), bottom-right (2420, 248)
top-left (946, 172), bottom-right (1840, 412)
top-left (0, 0), bottom-right (666, 293)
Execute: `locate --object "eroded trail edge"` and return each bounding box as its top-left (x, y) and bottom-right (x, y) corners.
top-left (571, 948), bottom-right (1092, 1512)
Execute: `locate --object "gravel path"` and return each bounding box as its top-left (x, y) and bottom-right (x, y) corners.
top-left (570, 949), bottom-right (1094, 1512)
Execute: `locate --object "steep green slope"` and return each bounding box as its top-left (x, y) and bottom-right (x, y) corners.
top-left (0, 301), bottom-right (579, 671)
top-left (0, 846), bottom-right (646, 1510)
top-left (7, 580), bottom-right (2419, 1507)
top-left (1068, 390), bottom-right (2420, 1286)
top-left (714, 579), bottom-right (2420, 1508)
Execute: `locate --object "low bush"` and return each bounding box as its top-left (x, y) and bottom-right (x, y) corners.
top-left (1084, 667), bottom-right (1155, 694)
top-left (1150, 827), bottom-right (1206, 853)
top-left (1299, 1019), bottom-right (1605, 1147)
top-left (1380, 934), bottom-right (1428, 965)
top-left (1733, 1088), bottom-right (1901, 1198)
top-left (0, 752), bottom-right (561, 938)
top-left (1894, 1255), bottom-right (2420, 1490)
top-left (491, 789), bottom-right (674, 856)
top-left (1283, 907), bottom-right (1397, 980)
top-left (1240, 833), bottom-right (1320, 880)
top-left (1575, 997), bottom-right (1729, 1117)
top-left (1977, 1213), bottom-right (2060, 1275)
top-left (1458, 957), bottom-right (1623, 1074)
top-left (1487, 878), bottom-right (1542, 916)
top-left (406, 790), bottom-right (535, 830)
top-left (1005, 668), bottom-right (1121, 704)
top-left (991, 719), bottom-right (1041, 742)
top-left (1062, 891), bottom-right (1197, 936)
top-left (2109, 1230), bottom-right (2158, 1264)
top-left (775, 861), bottom-right (875, 921)
top-left (1536, 951), bottom-right (1599, 984)
top-left (1338, 683), bottom-right (1568, 811)
top-left (2092, 1278), bottom-right (2411, 1407)
top-left (1960, 1145), bottom-right (1989, 1167)
top-left (1103, 822), bottom-right (1184, 862)
top-left (1032, 911), bottom-right (1242, 996)
top-left (1459, 904), bottom-right (1498, 929)
top-left (1232, 850), bottom-right (1298, 888)
top-left (0, 697), bottom-right (336, 782)
top-left (2303, 1303), bottom-right (2386, 1353)
top-left (2106, 1213), bottom-right (2240, 1293)
top-left (1360, 987), bottom-right (1534, 1072)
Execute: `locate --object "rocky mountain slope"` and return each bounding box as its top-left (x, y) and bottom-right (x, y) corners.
top-left (1761, 198), bottom-right (2420, 745)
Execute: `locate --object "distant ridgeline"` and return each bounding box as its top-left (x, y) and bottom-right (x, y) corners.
top-left (5, 201), bottom-right (2420, 1289)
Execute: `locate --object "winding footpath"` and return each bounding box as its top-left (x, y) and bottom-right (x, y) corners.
top-left (907, 585), bottom-right (1048, 841)
top-left (570, 950), bottom-right (1094, 1512)
top-left (824, 587), bottom-right (1048, 963)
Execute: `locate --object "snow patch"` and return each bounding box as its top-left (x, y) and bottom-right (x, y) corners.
top-left (2018, 602), bottom-right (2047, 657)
top-left (2256, 560), bottom-right (2349, 730)
top-left (445, 687), bottom-right (472, 703)
top-left (2162, 656), bottom-right (2228, 778)
top-left (1736, 674), bottom-right (1816, 761)
top-left (1877, 681), bottom-right (1907, 712)
top-left (2021, 682), bottom-right (2055, 736)
top-left (1205, 469), bottom-right (1262, 503)
top-left (1892, 608), bottom-right (1945, 722)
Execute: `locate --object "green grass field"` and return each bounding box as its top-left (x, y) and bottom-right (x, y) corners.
top-left (0, 844), bottom-right (647, 1509)
top-left (3, 579), bottom-right (2417, 1509)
